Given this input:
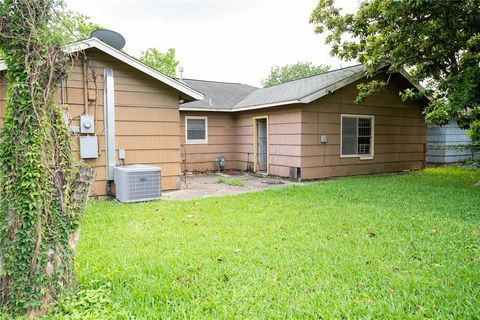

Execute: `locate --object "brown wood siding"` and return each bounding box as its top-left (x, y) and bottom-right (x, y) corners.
top-left (0, 49), bottom-right (182, 196)
top-left (179, 106), bottom-right (303, 177)
top-left (300, 73), bottom-right (426, 179)
top-left (180, 111), bottom-right (236, 171)
top-left (233, 106), bottom-right (303, 177)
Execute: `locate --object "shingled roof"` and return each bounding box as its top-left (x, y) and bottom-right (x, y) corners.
top-left (180, 79), bottom-right (258, 110)
top-left (180, 64), bottom-right (366, 112)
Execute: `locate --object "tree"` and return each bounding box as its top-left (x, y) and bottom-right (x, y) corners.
top-left (139, 48), bottom-right (179, 77)
top-left (50, 1), bottom-right (102, 42)
top-left (310, 0), bottom-right (480, 142)
top-left (262, 62), bottom-right (330, 87)
top-left (0, 0), bottom-right (94, 316)
top-left (57, 11), bottom-right (102, 41)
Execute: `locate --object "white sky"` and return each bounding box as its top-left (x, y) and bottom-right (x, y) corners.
top-left (65, 0), bottom-right (359, 87)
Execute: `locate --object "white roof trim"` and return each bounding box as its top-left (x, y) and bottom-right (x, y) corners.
top-left (180, 99), bottom-right (300, 112)
top-left (399, 69), bottom-right (431, 101)
top-left (180, 65), bottom-right (427, 113)
top-left (180, 107), bottom-right (233, 112)
top-left (0, 38), bottom-right (204, 101)
top-left (299, 71), bottom-right (366, 104)
top-left (67, 38), bottom-right (203, 100)
top-left (232, 99), bottom-right (301, 111)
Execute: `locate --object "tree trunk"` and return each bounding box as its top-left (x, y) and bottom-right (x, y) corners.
top-left (0, 0), bottom-right (95, 316)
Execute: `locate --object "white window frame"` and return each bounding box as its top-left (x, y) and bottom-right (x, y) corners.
top-left (340, 114), bottom-right (374, 160)
top-left (185, 116), bottom-right (208, 144)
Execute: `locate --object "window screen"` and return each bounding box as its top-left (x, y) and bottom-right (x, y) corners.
top-left (342, 117), bottom-right (358, 155)
top-left (341, 116), bottom-right (373, 157)
top-left (357, 118), bottom-right (372, 155)
top-left (187, 118), bottom-right (206, 141)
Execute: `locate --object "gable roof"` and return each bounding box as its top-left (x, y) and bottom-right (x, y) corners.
top-left (235, 64), bottom-right (365, 109)
top-left (0, 37), bottom-right (204, 101)
top-left (181, 64), bottom-right (427, 112)
top-left (180, 79), bottom-right (258, 110)
top-left (181, 64), bottom-right (367, 112)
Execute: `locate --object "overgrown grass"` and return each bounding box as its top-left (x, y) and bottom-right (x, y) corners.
top-left (215, 176), bottom-right (245, 187)
top-left (68, 168), bottom-right (479, 318)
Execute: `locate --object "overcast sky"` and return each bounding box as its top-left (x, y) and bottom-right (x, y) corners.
top-left (65, 0), bottom-right (359, 87)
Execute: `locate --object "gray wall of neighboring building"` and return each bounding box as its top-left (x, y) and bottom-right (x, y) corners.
top-left (426, 121), bottom-right (477, 163)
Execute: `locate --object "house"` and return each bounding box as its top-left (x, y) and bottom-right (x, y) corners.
top-left (1, 38), bottom-right (428, 196)
top-left (0, 37), bottom-right (204, 196)
top-left (427, 121), bottom-right (478, 163)
top-left (180, 65), bottom-right (428, 180)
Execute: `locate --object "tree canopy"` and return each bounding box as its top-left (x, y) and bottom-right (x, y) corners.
top-left (57, 10), bottom-right (102, 41)
top-left (139, 48), bottom-right (179, 77)
top-left (262, 62), bottom-right (330, 87)
top-left (310, 0), bottom-right (480, 142)
top-left (50, 1), bottom-right (102, 43)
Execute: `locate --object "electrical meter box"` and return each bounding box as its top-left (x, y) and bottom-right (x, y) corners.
top-left (79, 136), bottom-right (98, 159)
top-left (80, 115), bottom-right (95, 134)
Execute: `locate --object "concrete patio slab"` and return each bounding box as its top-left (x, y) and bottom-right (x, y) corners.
top-left (162, 172), bottom-right (297, 200)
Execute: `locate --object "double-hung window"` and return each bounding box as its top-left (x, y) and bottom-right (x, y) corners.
top-left (341, 115), bottom-right (374, 159)
top-left (185, 116), bottom-right (208, 144)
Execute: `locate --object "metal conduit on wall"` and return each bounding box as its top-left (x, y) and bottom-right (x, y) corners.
top-left (104, 68), bottom-right (116, 181)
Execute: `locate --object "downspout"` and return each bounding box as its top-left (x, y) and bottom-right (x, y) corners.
top-left (104, 68), bottom-right (116, 196)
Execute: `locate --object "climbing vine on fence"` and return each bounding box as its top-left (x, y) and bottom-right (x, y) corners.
top-left (0, 0), bottom-right (95, 316)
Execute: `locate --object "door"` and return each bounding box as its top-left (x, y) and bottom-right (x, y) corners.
top-left (255, 117), bottom-right (268, 172)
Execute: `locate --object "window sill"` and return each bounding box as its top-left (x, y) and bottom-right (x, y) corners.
top-left (340, 155), bottom-right (374, 160)
top-left (185, 140), bottom-right (208, 145)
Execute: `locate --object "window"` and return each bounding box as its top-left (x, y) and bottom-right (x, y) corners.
top-left (341, 115), bottom-right (374, 158)
top-left (185, 116), bottom-right (208, 144)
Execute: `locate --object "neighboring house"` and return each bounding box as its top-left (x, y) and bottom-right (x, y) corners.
top-left (0, 37), bottom-right (203, 196)
top-left (427, 121), bottom-right (478, 163)
top-left (180, 65), bottom-right (428, 180)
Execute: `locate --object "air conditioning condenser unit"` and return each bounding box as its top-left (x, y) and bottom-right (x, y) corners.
top-left (114, 165), bottom-right (161, 203)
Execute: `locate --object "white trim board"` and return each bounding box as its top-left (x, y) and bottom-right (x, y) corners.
top-left (185, 116), bottom-right (208, 144)
top-left (340, 114), bottom-right (375, 160)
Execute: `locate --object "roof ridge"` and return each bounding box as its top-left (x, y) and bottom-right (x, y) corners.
top-left (181, 78), bottom-right (258, 88)
top-left (262, 63), bottom-right (363, 89)
top-left (231, 64), bottom-right (365, 109)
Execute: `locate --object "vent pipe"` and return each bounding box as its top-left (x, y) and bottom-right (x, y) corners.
top-left (104, 68), bottom-right (116, 181)
top-left (179, 66), bottom-right (184, 80)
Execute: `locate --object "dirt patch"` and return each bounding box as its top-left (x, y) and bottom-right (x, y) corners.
top-left (162, 173), bottom-right (296, 200)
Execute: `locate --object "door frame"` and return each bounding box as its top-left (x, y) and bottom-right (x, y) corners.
top-left (253, 115), bottom-right (269, 174)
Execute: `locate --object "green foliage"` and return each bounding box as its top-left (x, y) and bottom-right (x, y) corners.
top-left (45, 285), bottom-right (118, 319)
top-left (71, 168), bottom-right (479, 318)
top-left (310, 0), bottom-right (480, 142)
top-left (139, 48), bottom-right (179, 77)
top-left (262, 62), bottom-right (330, 87)
top-left (57, 12), bottom-right (102, 42)
top-left (355, 80), bottom-right (386, 103)
top-left (0, 0), bottom-right (94, 316)
top-left (49, 1), bottom-right (102, 44)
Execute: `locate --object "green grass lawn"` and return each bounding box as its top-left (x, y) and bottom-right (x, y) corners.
top-left (65, 168), bottom-right (479, 319)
